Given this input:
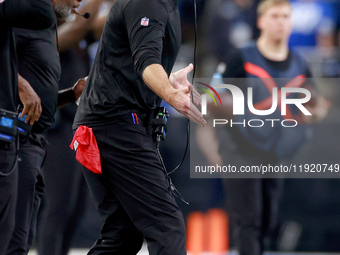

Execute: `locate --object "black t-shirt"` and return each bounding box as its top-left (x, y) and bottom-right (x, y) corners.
top-left (223, 49), bottom-right (312, 79)
top-left (0, 0), bottom-right (56, 112)
top-left (73, 0), bottom-right (181, 129)
top-left (14, 27), bottom-right (61, 133)
top-left (221, 46), bottom-right (313, 158)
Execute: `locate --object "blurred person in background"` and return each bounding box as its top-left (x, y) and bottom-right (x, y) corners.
top-left (6, 0), bottom-right (93, 253)
top-left (35, 1), bottom-right (112, 254)
top-left (0, 1), bottom-right (55, 253)
top-left (197, 0), bottom-right (329, 254)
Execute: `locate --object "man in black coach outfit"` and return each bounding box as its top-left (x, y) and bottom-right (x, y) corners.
top-left (5, 0), bottom-right (86, 253)
top-left (73, 0), bottom-right (205, 254)
top-left (0, 1), bottom-right (55, 253)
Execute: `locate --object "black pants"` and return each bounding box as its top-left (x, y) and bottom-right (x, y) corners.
top-left (82, 123), bottom-right (186, 255)
top-left (221, 147), bottom-right (284, 255)
top-left (0, 140), bottom-right (18, 255)
top-left (37, 120), bottom-right (88, 255)
top-left (225, 178), bottom-right (283, 255)
top-left (6, 133), bottom-right (47, 255)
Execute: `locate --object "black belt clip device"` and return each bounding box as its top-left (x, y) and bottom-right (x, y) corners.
top-left (0, 109), bottom-right (18, 150)
top-left (150, 107), bottom-right (169, 147)
top-left (17, 113), bottom-right (32, 144)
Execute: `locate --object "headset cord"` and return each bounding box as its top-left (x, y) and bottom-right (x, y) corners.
top-left (168, 0), bottom-right (197, 175)
top-left (0, 136), bottom-right (19, 177)
top-left (156, 140), bottom-right (189, 205)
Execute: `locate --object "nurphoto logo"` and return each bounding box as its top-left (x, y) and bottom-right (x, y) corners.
top-left (196, 82), bottom-right (312, 128)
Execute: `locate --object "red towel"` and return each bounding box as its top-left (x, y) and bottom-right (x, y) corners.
top-left (70, 125), bottom-right (102, 174)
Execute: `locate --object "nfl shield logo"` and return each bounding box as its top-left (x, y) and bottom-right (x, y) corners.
top-left (141, 17), bottom-right (149, 26)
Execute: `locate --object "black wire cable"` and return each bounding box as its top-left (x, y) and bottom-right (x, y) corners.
top-left (0, 136), bottom-right (19, 177)
top-left (157, 145), bottom-right (189, 205)
top-left (167, 119), bottom-right (190, 174)
top-left (168, 0), bottom-right (197, 175)
top-left (191, 0), bottom-right (198, 87)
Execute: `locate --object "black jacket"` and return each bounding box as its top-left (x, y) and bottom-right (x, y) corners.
top-left (73, 0), bottom-right (181, 129)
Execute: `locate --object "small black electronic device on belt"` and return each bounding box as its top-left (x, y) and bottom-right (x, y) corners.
top-left (0, 108), bottom-right (19, 176)
top-left (17, 113), bottom-right (32, 143)
top-left (149, 106), bottom-right (169, 147)
top-left (0, 109), bottom-right (18, 150)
